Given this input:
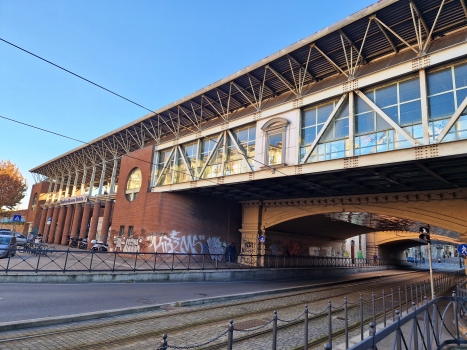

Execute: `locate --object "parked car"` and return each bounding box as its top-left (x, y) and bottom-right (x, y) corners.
top-left (0, 235), bottom-right (17, 258)
top-left (406, 257), bottom-right (418, 263)
top-left (12, 232), bottom-right (27, 246)
top-left (0, 228), bottom-right (11, 234)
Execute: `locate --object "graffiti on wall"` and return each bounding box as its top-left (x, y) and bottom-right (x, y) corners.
top-left (242, 239), bottom-right (256, 254)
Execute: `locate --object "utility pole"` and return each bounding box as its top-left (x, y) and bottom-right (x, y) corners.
top-left (419, 226), bottom-right (434, 299)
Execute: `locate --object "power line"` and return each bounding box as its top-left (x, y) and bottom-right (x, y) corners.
top-left (0, 37), bottom-right (155, 114)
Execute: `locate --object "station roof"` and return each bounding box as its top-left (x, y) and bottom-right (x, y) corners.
top-left (30, 0), bottom-right (467, 177)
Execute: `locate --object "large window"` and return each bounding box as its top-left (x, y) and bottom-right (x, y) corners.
top-left (300, 99), bottom-right (349, 162)
top-left (31, 193), bottom-right (38, 211)
top-left (355, 76), bottom-right (422, 155)
top-left (125, 168), bottom-right (142, 201)
top-left (427, 62), bottom-right (467, 142)
top-left (262, 118), bottom-right (288, 166)
top-left (154, 124), bottom-right (256, 185)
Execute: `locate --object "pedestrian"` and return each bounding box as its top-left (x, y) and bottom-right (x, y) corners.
top-left (373, 253), bottom-right (378, 265)
top-left (225, 242), bottom-right (236, 262)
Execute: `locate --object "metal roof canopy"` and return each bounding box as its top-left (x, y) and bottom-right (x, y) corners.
top-left (30, 0), bottom-right (467, 176)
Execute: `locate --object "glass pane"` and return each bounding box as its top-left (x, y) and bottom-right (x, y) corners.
top-left (375, 84), bottom-right (397, 108)
top-left (335, 100), bottom-right (349, 119)
top-left (237, 128), bottom-right (248, 143)
top-left (399, 77), bottom-right (420, 102)
top-left (303, 109), bottom-right (317, 127)
top-left (317, 103), bottom-right (334, 124)
top-left (248, 126), bottom-right (256, 142)
top-left (428, 92), bottom-right (455, 120)
top-left (455, 62), bottom-right (467, 89)
top-left (301, 126), bottom-right (316, 146)
top-left (356, 93), bottom-right (373, 114)
top-left (400, 100), bottom-right (422, 125)
top-left (334, 118), bottom-right (349, 139)
top-left (457, 88), bottom-right (467, 116)
top-left (356, 113), bottom-right (375, 134)
top-left (268, 134), bottom-right (283, 165)
top-left (381, 105), bottom-right (398, 124)
top-left (376, 114), bottom-right (392, 131)
top-left (427, 68), bottom-right (453, 96)
top-left (127, 168), bottom-right (142, 190)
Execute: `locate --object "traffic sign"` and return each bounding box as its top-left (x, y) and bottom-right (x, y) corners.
top-left (12, 215), bottom-right (22, 222)
top-left (259, 235), bottom-right (265, 243)
top-left (458, 244), bottom-right (467, 255)
top-left (46, 217), bottom-right (52, 225)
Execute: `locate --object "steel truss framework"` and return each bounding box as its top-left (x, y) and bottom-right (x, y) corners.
top-left (30, 0), bottom-right (467, 203)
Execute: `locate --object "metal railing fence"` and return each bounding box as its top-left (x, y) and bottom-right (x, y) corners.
top-left (0, 247), bottom-right (406, 273)
top-left (156, 271), bottom-right (464, 350)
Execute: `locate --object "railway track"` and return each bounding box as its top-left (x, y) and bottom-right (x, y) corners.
top-left (0, 270), bottom-right (457, 350)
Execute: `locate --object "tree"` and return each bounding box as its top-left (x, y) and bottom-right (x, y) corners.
top-left (0, 160), bottom-right (28, 216)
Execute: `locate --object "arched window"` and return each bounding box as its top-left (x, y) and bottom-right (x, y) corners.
top-left (31, 193), bottom-right (38, 211)
top-left (125, 168), bottom-right (142, 201)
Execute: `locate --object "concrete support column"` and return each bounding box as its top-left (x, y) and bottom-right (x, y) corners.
top-left (98, 161), bottom-right (107, 196)
top-left (109, 158), bottom-right (118, 194)
top-left (87, 201), bottom-right (101, 249)
top-left (72, 170), bottom-right (79, 196)
top-left (79, 203), bottom-right (92, 239)
top-left (80, 167), bottom-right (88, 195)
top-left (61, 205), bottom-right (74, 245)
top-left (43, 207), bottom-right (54, 241)
top-left (238, 202), bottom-right (264, 266)
top-left (53, 206), bottom-right (68, 244)
top-left (88, 166), bottom-right (97, 197)
top-left (38, 206), bottom-right (48, 235)
top-left (70, 204), bottom-right (84, 240)
top-left (47, 206), bottom-right (60, 244)
top-left (100, 200), bottom-right (113, 244)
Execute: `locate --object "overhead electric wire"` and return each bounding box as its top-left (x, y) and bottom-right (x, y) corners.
top-left (0, 37), bottom-right (155, 114)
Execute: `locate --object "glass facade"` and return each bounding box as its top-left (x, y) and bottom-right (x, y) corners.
top-left (155, 124), bottom-right (255, 185)
top-left (355, 76), bottom-right (422, 155)
top-left (427, 62), bottom-right (467, 142)
top-left (300, 99), bottom-right (349, 162)
top-left (126, 168), bottom-right (142, 190)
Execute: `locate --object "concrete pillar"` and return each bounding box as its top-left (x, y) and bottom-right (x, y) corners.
top-left (87, 201), bottom-right (101, 249)
top-left (61, 205), bottom-right (74, 245)
top-left (38, 206), bottom-right (48, 235)
top-left (238, 202), bottom-right (264, 266)
top-left (70, 204), bottom-right (84, 240)
top-left (79, 203), bottom-right (92, 239)
top-left (100, 200), bottom-right (113, 244)
top-left (48, 206), bottom-right (60, 244)
top-left (43, 207), bottom-right (54, 241)
top-left (53, 206), bottom-right (67, 245)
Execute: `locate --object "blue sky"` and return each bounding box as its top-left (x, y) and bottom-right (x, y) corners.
top-left (0, 0), bottom-right (376, 208)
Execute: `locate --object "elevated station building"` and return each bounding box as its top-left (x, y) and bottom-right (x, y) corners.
top-left (23, 0), bottom-right (467, 260)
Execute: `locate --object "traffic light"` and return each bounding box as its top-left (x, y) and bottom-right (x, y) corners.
top-left (419, 226), bottom-right (431, 243)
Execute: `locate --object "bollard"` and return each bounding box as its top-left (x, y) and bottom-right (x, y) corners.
top-left (433, 292), bottom-right (439, 345)
top-left (398, 286), bottom-right (402, 316)
top-left (453, 291), bottom-right (460, 346)
top-left (324, 343), bottom-right (331, 350)
top-left (424, 296), bottom-right (431, 350)
top-left (405, 285), bottom-right (409, 316)
top-left (227, 319), bottom-right (234, 350)
top-left (272, 311), bottom-right (277, 350)
top-left (160, 334), bottom-right (168, 350)
top-left (304, 305), bottom-right (309, 350)
top-left (391, 288), bottom-right (395, 322)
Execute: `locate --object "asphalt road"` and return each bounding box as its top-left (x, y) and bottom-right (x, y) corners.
top-left (0, 270), bottom-right (405, 323)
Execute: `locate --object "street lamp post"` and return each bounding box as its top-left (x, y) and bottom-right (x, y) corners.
top-left (419, 226), bottom-right (435, 299)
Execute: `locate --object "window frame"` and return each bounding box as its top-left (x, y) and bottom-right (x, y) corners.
top-left (261, 117), bottom-right (289, 167)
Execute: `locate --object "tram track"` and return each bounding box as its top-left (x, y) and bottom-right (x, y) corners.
top-left (0, 270), bottom-right (451, 350)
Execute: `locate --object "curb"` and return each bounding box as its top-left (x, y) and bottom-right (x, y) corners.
top-left (0, 269), bottom-right (421, 332)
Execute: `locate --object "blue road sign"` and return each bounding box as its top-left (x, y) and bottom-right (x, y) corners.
top-left (458, 244), bottom-right (467, 255)
top-left (12, 215), bottom-right (22, 222)
top-left (259, 235), bottom-right (265, 243)
top-left (47, 217), bottom-right (52, 222)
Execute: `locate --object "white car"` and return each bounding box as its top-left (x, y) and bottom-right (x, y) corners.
top-left (12, 232), bottom-right (27, 246)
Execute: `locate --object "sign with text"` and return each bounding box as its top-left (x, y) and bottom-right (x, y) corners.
top-left (60, 195), bottom-right (88, 206)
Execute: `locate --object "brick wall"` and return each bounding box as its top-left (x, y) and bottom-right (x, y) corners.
top-left (20, 182), bottom-right (49, 234)
top-left (110, 146), bottom-right (242, 254)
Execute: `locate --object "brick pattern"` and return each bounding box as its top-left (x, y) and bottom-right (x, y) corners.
top-left (100, 200), bottom-right (113, 244)
top-left (79, 203), bottom-right (92, 240)
top-left (54, 206), bottom-right (68, 244)
top-left (70, 204), bottom-right (83, 239)
top-left (111, 147), bottom-right (242, 253)
top-left (61, 205), bottom-right (74, 245)
top-left (47, 206), bottom-right (60, 243)
top-left (22, 182), bottom-right (50, 235)
top-left (87, 201), bottom-right (101, 249)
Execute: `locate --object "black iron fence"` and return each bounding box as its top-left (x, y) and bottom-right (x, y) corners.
top-left (0, 247), bottom-right (406, 273)
top-left (156, 271), bottom-right (464, 350)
